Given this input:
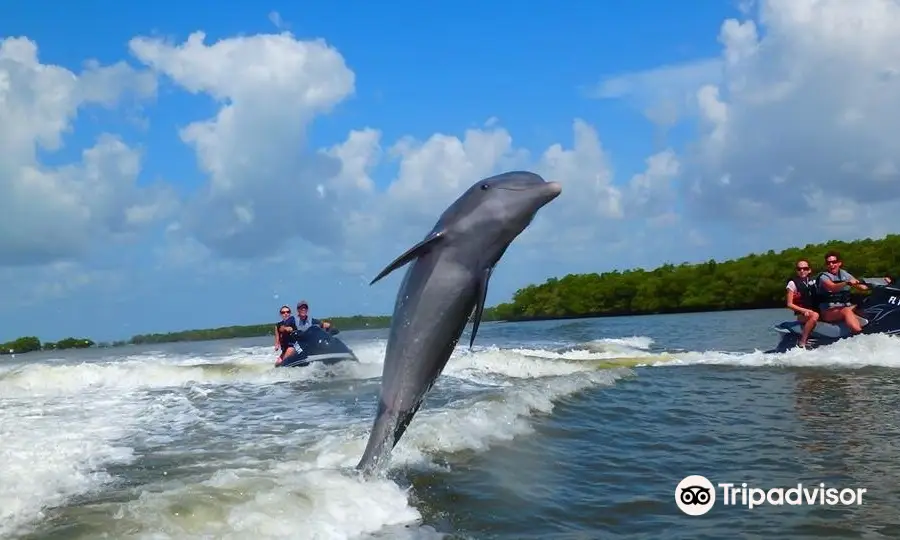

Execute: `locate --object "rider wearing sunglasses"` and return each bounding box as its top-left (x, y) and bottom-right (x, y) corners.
top-left (274, 305), bottom-right (297, 364)
top-left (816, 251), bottom-right (868, 335)
top-left (785, 259), bottom-right (820, 348)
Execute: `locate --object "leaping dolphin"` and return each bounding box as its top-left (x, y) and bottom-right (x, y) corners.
top-left (356, 170), bottom-right (562, 476)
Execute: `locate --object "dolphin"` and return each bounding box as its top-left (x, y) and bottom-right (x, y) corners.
top-left (355, 170), bottom-right (562, 476)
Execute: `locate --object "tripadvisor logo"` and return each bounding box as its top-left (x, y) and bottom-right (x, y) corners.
top-left (675, 475), bottom-right (868, 515)
top-left (675, 475), bottom-right (716, 516)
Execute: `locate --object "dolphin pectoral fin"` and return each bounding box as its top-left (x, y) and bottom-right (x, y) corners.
top-left (369, 231), bottom-right (445, 285)
top-left (469, 266), bottom-right (493, 349)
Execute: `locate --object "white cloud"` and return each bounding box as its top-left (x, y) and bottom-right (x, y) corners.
top-left (587, 58), bottom-right (723, 128)
top-left (122, 23), bottom-right (666, 277)
top-left (12, 0), bottom-right (900, 322)
top-left (595, 0), bottom-right (900, 235)
top-left (0, 261), bottom-right (125, 309)
top-left (129, 31), bottom-right (357, 259)
top-left (624, 149), bottom-right (681, 218)
top-left (312, 117), bottom-right (686, 283)
top-left (0, 37), bottom-right (171, 266)
top-left (116, 29), bottom-right (678, 279)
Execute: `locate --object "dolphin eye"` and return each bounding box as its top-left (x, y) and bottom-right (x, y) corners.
top-left (480, 183), bottom-right (490, 190)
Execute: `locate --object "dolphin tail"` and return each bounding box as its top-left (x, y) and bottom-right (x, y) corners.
top-left (369, 231), bottom-right (445, 285)
top-left (356, 400), bottom-right (423, 478)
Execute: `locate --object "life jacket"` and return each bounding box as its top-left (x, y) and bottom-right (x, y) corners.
top-left (295, 314), bottom-right (315, 332)
top-left (277, 316), bottom-right (296, 347)
top-left (815, 270), bottom-right (853, 309)
top-left (787, 276), bottom-right (819, 313)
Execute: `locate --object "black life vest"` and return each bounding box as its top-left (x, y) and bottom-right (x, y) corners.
top-left (815, 270), bottom-right (853, 307)
top-left (787, 276), bottom-right (818, 312)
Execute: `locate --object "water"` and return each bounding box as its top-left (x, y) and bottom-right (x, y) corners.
top-left (3, 308), bottom-right (900, 539)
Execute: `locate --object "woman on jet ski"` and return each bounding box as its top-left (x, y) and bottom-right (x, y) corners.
top-left (274, 305), bottom-right (297, 366)
top-left (785, 259), bottom-right (819, 348)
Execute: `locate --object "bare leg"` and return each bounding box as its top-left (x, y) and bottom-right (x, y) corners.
top-left (276, 346), bottom-right (295, 366)
top-left (821, 307), bottom-right (863, 334)
top-left (799, 311), bottom-right (819, 347)
top-left (841, 307), bottom-right (862, 333)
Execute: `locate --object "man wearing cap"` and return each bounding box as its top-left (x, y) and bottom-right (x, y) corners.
top-left (274, 300), bottom-right (334, 366)
top-left (294, 300), bottom-right (331, 333)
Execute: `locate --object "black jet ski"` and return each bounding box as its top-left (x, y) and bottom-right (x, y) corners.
top-left (278, 325), bottom-right (359, 367)
top-left (767, 278), bottom-right (900, 353)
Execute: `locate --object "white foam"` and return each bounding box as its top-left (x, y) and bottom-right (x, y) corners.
top-left (108, 466), bottom-right (421, 540)
top-left (0, 341), bottom-right (394, 398)
top-left (0, 332), bottom-right (648, 538)
top-left (640, 332), bottom-right (900, 369)
top-left (392, 369), bottom-right (624, 462)
top-left (100, 369), bottom-right (626, 540)
top-left (0, 389), bottom-right (201, 537)
top-left (589, 335), bottom-right (654, 351)
top-left (100, 330), bottom-right (900, 540)
top-left (443, 346), bottom-right (614, 383)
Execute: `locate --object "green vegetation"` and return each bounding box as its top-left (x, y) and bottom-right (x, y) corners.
top-left (0, 335), bottom-right (95, 354)
top-left (491, 234), bottom-right (900, 321)
top-left (0, 336), bottom-right (42, 354)
top-left (128, 315), bottom-right (392, 344)
top-left (0, 315), bottom-right (393, 355)
top-left (3, 234), bottom-right (899, 354)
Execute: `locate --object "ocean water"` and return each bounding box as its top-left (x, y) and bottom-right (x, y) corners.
top-left (3, 308), bottom-right (900, 539)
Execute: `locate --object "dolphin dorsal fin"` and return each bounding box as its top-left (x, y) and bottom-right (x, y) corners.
top-left (469, 266), bottom-right (494, 349)
top-left (370, 231), bottom-right (446, 286)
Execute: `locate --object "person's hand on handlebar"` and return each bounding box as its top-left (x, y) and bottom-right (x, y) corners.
top-left (849, 278), bottom-right (869, 290)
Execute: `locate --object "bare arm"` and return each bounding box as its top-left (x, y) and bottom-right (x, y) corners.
top-left (842, 271), bottom-right (868, 290)
top-left (822, 272), bottom-right (867, 292)
top-left (819, 276), bottom-right (846, 293)
top-left (785, 290), bottom-right (811, 315)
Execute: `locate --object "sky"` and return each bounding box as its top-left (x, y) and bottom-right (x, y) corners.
top-left (3, 0), bottom-right (900, 343)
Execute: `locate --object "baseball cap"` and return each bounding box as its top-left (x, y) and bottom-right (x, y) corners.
top-left (297, 299), bottom-right (309, 308)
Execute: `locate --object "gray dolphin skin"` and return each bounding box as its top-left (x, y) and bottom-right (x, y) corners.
top-left (355, 170), bottom-right (562, 476)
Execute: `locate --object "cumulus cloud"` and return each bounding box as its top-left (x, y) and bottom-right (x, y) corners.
top-left (0, 37), bottom-right (173, 266)
top-left (591, 0), bottom-right (900, 238)
top-left (129, 31), bottom-right (357, 259)
top-left (122, 26), bottom-right (671, 277)
top-left (9, 0), bottom-right (900, 322)
top-left (308, 117), bottom-right (689, 283)
top-left (588, 58), bottom-right (723, 128)
top-left (686, 0), bottom-right (900, 223)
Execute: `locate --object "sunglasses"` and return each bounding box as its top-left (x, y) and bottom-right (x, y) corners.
top-left (796, 266), bottom-right (810, 271)
top-left (280, 310), bottom-right (290, 314)
top-left (826, 259), bottom-right (839, 264)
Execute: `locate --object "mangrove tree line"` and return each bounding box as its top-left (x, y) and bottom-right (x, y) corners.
top-left (4, 233), bottom-right (900, 353)
top-left (492, 234), bottom-right (900, 320)
top-left (0, 315), bottom-right (393, 354)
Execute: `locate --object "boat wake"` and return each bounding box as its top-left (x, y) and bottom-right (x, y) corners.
top-left (2, 331), bottom-right (899, 539)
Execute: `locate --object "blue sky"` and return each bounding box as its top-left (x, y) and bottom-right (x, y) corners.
top-left (2, 0), bottom-right (897, 343)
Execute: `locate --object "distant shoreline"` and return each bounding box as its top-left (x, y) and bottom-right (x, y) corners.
top-left (501, 303), bottom-right (783, 324)
top-left (0, 315), bottom-right (393, 355)
top-left (0, 305), bottom-right (787, 356)
top-left (5, 231), bottom-right (897, 355)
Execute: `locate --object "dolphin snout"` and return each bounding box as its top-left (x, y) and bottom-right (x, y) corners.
top-left (537, 181), bottom-right (562, 204)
